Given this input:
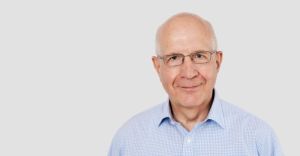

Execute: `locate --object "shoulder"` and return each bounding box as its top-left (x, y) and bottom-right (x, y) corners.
top-left (110, 103), bottom-right (163, 146)
top-left (220, 99), bottom-right (274, 134)
top-left (120, 103), bottom-right (162, 131)
top-left (220, 99), bottom-right (283, 155)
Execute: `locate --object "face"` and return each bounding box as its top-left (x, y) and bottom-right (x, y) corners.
top-left (153, 22), bottom-right (223, 109)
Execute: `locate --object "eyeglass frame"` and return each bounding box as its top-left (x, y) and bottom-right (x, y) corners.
top-left (156, 50), bottom-right (220, 67)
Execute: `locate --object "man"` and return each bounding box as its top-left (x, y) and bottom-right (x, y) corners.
top-left (108, 12), bottom-right (283, 156)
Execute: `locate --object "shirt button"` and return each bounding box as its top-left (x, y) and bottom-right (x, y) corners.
top-left (186, 137), bottom-right (192, 143)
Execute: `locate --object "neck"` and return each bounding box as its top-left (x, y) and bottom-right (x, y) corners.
top-left (170, 92), bottom-right (214, 131)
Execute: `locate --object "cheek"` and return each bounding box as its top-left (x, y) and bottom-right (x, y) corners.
top-left (159, 69), bottom-right (177, 89)
top-left (202, 66), bottom-right (218, 84)
top-left (195, 65), bottom-right (218, 84)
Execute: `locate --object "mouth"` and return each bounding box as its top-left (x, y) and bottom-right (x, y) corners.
top-left (179, 84), bottom-right (201, 92)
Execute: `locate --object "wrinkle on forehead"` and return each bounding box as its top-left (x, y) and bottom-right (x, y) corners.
top-left (156, 12), bottom-right (217, 55)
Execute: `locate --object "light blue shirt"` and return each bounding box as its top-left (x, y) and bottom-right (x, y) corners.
top-left (108, 92), bottom-right (283, 156)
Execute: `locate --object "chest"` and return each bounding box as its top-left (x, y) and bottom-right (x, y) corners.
top-left (122, 125), bottom-right (257, 156)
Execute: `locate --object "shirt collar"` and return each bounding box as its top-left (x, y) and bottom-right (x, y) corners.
top-left (156, 99), bottom-right (173, 127)
top-left (206, 91), bottom-right (225, 128)
top-left (156, 90), bottom-right (225, 129)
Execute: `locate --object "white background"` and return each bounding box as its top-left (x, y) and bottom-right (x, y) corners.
top-left (0, 0), bottom-right (299, 155)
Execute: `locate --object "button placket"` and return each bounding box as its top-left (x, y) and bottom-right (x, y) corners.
top-left (182, 133), bottom-right (194, 156)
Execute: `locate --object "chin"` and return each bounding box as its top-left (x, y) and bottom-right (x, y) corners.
top-left (177, 96), bottom-right (202, 108)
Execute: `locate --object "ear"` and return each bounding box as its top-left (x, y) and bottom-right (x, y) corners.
top-left (152, 56), bottom-right (161, 74)
top-left (215, 51), bottom-right (223, 72)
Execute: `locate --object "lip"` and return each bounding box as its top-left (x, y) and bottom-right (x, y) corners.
top-left (179, 84), bottom-right (201, 92)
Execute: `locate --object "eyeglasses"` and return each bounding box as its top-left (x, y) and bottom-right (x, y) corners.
top-left (157, 51), bottom-right (217, 67)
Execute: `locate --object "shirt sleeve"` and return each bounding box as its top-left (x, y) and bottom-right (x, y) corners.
top-left (256, 124), bottom-right (284, 156)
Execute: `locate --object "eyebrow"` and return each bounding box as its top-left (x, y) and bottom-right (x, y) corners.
top-left (163, 50), bottom-right (211, 56)
top-left (164, 52), bottom-right (183, 56)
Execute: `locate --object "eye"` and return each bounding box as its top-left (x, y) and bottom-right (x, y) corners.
top-left (195, 53), bottom-right (204, 58)
top-left (194, 52), bottom-right (209, 60)
top-left (167, 55), bottom-right (180, 62)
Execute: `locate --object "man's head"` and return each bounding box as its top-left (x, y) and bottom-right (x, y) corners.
top-left (152, 12), bottom-right (223, 109)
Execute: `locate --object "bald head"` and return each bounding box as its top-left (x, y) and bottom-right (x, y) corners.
top-left (156, 12), bottom-right (217, 55)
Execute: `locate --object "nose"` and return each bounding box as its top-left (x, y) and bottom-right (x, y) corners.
top-left (180, 57), bottom-right (199, 79)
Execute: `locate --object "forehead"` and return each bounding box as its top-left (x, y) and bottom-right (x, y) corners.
top-left (159, 29), bottom-right (214, 55)
top-left (157, 20), bottom-right (215, 55)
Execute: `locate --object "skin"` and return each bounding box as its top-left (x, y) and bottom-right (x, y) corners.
top-left (152, 13), bottom-right (223, 131)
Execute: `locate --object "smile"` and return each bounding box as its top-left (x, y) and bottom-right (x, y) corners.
top-left (179, 84), bottom-right (201, 92)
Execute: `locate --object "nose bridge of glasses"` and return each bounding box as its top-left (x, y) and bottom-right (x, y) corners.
top-left (180, 55), bottom-right (199, 78)
top-left (183, 53), bottom-right (196, 64)
top-left (182, 54), bottom-right (197, 67)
